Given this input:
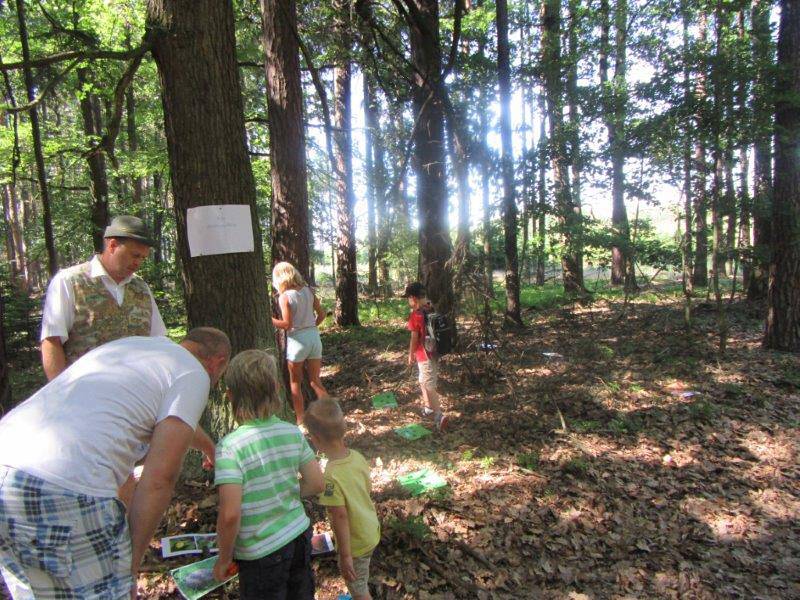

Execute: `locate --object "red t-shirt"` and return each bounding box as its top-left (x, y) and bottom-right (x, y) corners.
top-left (407, 309), bottom-right (428, 363)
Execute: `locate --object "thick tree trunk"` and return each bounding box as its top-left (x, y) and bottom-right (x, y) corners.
top-left (147, 0), bottom-right (273, 352)
top-left (260, 0), bottom-right (310, 278)
top-left (409, 0), bottom-right (455, 318)
top-left (567, 0), bottom-right (586, 289)
top-left (332, 12), bottom-right (359, 327)
top-left (692, 10), bottom-right (709, 288)
top-left (764, 0), bottom-right (800, 351)
top-left (542, 0), bottom-right (583, 295)
top-left (479, 86), bottom-right (494, 300)
top-left (77, 70), bottom-right (110, 252)
top-left (16, 0), bottom-right (57, 276)
top-left (748, 0), bottom-right (773, 302)
top-left (497, 0), bottom-right (522, 325)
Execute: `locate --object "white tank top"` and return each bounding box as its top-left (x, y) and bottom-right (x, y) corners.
top-left (283, 287), bottom-right (316, 332)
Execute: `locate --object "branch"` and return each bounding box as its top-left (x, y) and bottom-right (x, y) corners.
top-left (442, 0), bottom-right (464, 79)
top-left (90, 33), bottom-right (154, 165)
top-left (3, 58), bottom-right (81, 113)
top-left (0, 48), bottom-right (145, 71)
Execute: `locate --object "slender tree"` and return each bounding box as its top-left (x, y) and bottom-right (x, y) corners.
top-left (764, 0), bottom-right (800, 350)
top-left (497, 0), bottom-right (523, 326)
top-left (748, 0), bottom-right (773, 301)
top-left (542, 0), bottom-right (584, 295)
top-left (15, 0), bottom-right (57, 275)
top-left (681, 0), bottom-right (694, 325)
top-left (692, 9), bottom-right (709, 287)
top-left (332, 1), bottom-right (360, 326)
top-left (77, 69), bottom-right (110, 252)
top-left (408, 0), bottom-right (455, 318)
top-left (260, 0), bottom-right (311, 277)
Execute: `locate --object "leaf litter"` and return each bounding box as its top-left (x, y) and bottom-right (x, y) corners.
top-left (132, 296), bottom-right (798, 599)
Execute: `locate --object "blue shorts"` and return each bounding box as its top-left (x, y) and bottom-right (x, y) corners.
top-left (286, 327), bottom-right (323, 363)
top-left (0, 466), bottom-right (132, 600)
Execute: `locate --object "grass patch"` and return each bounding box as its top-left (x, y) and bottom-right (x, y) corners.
top-left (385, 515), bottom-right (431, 541)
top-left (689, 400), bottom-right (718, 422)
top-left (516, 451), bottom-right (540, 470)
top-left (563, 457), bottom-right (590, 477)
top-left (573, 419), bottom-right (601, 433)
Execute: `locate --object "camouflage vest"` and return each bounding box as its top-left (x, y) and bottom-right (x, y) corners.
top-left (63, 261), bottom-right (152, 364)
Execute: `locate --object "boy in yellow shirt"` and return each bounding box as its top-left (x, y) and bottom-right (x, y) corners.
top-left (305, 399), bottom-right (380, 600)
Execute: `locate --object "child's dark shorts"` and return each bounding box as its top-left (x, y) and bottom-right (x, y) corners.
top-left (237, 527), bottom-right (314, 600)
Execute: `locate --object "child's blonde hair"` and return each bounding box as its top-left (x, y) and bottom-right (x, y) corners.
top-left (272, 261), bottom-right (306, 293)
top-left (304, 398), bottom-right (346, 442)
top-left (225, 349), bottom-right (283, 422)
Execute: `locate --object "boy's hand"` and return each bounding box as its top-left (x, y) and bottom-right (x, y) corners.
top-left (212, 559), bottom-right (238, 582)
top-left (338, 553), bottom-right (357, 582)
top-left (408, 354), bottom-right (414, 367)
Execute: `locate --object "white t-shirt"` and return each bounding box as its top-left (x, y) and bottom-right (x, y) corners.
top-left (283, 287), bottom-right (317, 332)
top-left (40, 255), bottom-right (167, 342)
top-left (0, 336), bottom-right (210, 497)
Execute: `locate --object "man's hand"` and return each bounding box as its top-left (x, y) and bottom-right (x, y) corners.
top-left (338, 553), bottom-right (356, 582)
top-left (408, 354), bottom-right (414, 367)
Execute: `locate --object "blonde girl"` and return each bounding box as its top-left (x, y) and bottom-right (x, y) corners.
top-left (271, 261), bottom-right (329, 423)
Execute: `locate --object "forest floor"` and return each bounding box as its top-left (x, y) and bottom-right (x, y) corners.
top-left (4, 286), bottom-right (800, 599)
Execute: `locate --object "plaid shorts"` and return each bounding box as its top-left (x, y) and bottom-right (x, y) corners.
top-left (0, 466), bottom-right (132, 599)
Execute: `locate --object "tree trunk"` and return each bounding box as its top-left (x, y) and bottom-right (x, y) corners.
top-left (479, 85), bottom-right (494, 301)
top-left (497, 0), bottom-right (523, 325)
top-left (692, 10), bottom-right (709, 288)
top-left (147, 0), bottom-right (273, 350)
top-left (0, 288), bottom-right (10, 414)
top-left (764, 0), bottom-right (800, 351)
top-left (77, 69), bottom-right (111, 253)
top-left (16, 0), bottom-right (57, 276)
top-left (125, 80), bottom-right (144, 208)
top-left (748, 0), bottom-right (773, 302)
top-left (364, 77), bottom-right (378, 296)
top-left (408, 0), bottom-right (455, 318)
top-left (260, 0), bottom-right (311, 278)
top-left (363, 77), bottom-right (390, 294)
top-left (682, 0), bottom-right (693, 325)
top-left (542, 0), bottom-right (583, 295)
top-left (332, 8), bottom-right (360, 327)
top-left (536, 92), bottom-right (547, 286)
top-left (567, 0), bottom-right (586, 289)
top-left (601, 0), bottom-right (633, 289)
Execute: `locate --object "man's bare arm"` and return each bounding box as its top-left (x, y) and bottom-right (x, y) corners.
top-left (128, 416), bottom-right (194, 574)
top-left (41, 337), bottom-right (67, 381)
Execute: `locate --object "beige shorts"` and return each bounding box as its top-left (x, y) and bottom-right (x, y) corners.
top-left (417, 358), bottom-right (438, 390)
top-left (346, 552), bottom-right (372, 598)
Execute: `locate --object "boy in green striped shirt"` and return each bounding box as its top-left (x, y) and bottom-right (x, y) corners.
top-left (212, 350), bottom-right (325, 599)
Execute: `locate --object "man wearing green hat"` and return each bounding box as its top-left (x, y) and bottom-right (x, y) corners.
top-left (40, 215), bottom-right (168, 380)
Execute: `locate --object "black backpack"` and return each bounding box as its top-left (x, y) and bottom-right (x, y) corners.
top-left (422, 310), bottom-right (454, 357)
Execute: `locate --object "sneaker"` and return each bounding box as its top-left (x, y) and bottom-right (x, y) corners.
top-left (435, 413), bottom-right (449, 432)
top-left (422, 406), bottom-right (435, 417)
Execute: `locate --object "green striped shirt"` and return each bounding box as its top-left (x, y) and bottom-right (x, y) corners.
top-left (214, 415), bottom-right (315, 560)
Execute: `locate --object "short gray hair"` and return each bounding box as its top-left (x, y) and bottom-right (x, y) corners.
top-left (181, 327), bottom-right (231, 359)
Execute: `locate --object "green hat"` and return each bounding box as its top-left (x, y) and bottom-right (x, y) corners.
top-left (103, 215), bottom-right (154, 246)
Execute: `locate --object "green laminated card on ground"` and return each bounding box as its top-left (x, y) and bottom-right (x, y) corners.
top-left (372, 392), bottom-right (398, 409)
top-left (171, 556), bottom-right (237, 600)
top-left (394, 423), bottom-right (432, 440)
top-left (397, 468), bottom-right (448, 496)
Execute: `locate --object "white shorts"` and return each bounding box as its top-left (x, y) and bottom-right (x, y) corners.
top-left (286, 327), bottom-right (323, 362)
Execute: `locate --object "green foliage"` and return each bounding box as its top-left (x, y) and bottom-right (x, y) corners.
top-left (689, 400), bottom-right (718, 423)
top-left (562, 457), bottom-right (590, 477)
top-left (516, 450), bottom-right (540, 470)
top-left (385, 515), bottom-right (431, 541)
top-left (572, 419), bottom-right (601, 433)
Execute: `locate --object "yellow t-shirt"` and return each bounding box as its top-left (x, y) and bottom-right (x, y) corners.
top-left (318, 450), bottom-right (380, 557)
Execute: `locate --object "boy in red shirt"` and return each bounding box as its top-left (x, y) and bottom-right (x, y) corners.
top-left (403, 282), bottom-right (448, 431)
